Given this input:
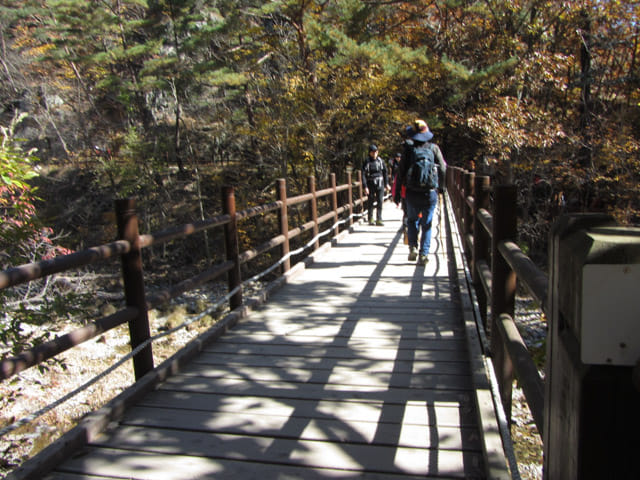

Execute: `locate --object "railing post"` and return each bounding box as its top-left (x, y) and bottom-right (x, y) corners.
top-left (308, 176), bottom-right (319, 251)
top-left (347, 171), bottom-right (354, 228)
top-left (473, 175), bottom-right (491, 328)
top-left (223, 186), bottom-right (242, 309)
top-left (462, 171), bottom-right (475, 261)
top-left (331, 173), bottom-right (339, 237)
top-left (454, 168), bottom-right (463, 222)
top-left (277, 178), bottom-right (290, 273)
top-left (448, 167), bottom-right (455, 215)
top-left (357, 170), bottom-right (364, 219)
top-left (451, 168), bottom-right (457, 219)
top-left (544, 214), bottom-right (640, 480)
top-left (115, 198), bottom-right (154, 380)
top-left (490, 184), bottom-right (518, 423)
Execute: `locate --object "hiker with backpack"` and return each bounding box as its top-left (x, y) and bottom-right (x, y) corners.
top-left (362, 144), bottom-right (390, 226)
top-left (393, 120), bottom-right (447, 265)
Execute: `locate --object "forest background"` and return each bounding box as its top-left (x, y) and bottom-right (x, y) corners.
top-left (1, 0), bottom-right (639, 476)
top-left (2, 0), bottom-right (639, 270)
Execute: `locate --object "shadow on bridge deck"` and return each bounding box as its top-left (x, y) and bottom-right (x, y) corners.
top-left (27, 198), bottom-right (510, 480)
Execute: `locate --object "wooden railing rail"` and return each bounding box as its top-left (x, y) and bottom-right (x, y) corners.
top-left (0, 241), bottom-right (132, 288)
top-left (447, 166), bottom-right (547, 437)
top-left (0, 172), bottom-right (365, 383)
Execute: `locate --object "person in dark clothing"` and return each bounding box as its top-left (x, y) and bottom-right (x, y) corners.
top-left (394, 121), bottom-right (447, 265)
top-left (389, 152), bottom-right (401, 179)
top-left (362, 144), bottom-right (390, 226)
top-left (390, 150), bottom-right (407, 241)
top-left (395, 126), bottom-right (417, 241)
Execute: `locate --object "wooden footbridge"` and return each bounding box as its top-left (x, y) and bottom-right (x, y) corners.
top-left (31, 199), bottom-right (507, 480)
top-left (3, 170), bottom-right (639, 480)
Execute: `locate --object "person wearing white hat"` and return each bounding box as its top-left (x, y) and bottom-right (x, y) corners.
top-left (394, 120), bottom-right (447, 265)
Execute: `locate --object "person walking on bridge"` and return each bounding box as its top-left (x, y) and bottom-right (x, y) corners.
top-left (362, 144), bottom-right (390, 226)
top-left (394, 120), bottom-right (447, 265)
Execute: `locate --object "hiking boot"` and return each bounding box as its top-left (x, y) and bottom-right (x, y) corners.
top-left (408, 247), bottom-right (418, 261)
top-left (418, 254), bottom-right (429, 266)
top-left (376, 220), bottom-right (384, 226)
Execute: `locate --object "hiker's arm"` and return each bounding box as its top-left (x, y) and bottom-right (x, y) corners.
top-left (433, 145), bottom-right (447, 170)
top-left (432, 144), bottom-right (447, 192)
top-left (382, 160), bottom-right (390, 190)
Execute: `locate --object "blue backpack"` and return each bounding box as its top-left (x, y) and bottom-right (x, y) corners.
top-left (406, 144), bottom-right (438, 192)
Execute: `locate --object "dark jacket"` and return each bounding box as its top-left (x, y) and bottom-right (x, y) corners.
top-left (394, 141), bottom-right (447, 202)
top-left (362, 156), bottom-right (389, 189)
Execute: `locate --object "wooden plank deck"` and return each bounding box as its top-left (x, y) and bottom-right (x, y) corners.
top-left (39, 198), bottom-right (509, 480)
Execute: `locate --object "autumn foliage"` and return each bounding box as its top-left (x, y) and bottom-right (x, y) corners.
top-left (0, 0), bottom-right (638, 254)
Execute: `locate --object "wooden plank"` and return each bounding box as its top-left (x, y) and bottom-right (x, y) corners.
top-left (201, 343), bottom-right (470, 362)
top-left (258, 287), bottom-right (458, 299)
top-left (190, 353), bottom-right (471, 375)
top-left (245, 310), bottom-right (460, 321)
top-left (234, 313), bottom-right (464, 328)
top-left (157, 375), bottom-right (475, 401)
top-left (118, 406), bottom-right (482, 450)
top-left (273, 281), bottom-right (454, 292)
top-left (247, 298), bottom-right (459, 313)
top-left (222, 323), bottom-right (467, 341)
top-left (137, 392), bottom-right (479, 427)
top-left (213, 332), bottom-right (468, 350)
top-left (174, 364), bottom-right (472, 390)
top-left (49, 447), bottom-right (464, 480)
top-left (88, 426), bottom-right (485, 478)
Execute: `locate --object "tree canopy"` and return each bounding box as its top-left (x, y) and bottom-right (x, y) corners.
top-left (0, 0), bottom-right (638, 242)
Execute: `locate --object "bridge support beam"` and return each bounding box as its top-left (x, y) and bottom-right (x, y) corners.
top-left (544, 214), bottom-right (640, 479)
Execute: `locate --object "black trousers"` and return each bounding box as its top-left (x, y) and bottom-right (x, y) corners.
top-left (367, 183), bottom-right (385, 221)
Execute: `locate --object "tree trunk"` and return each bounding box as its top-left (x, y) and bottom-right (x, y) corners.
top-left (578, 9), bottom-right (593, 170)
top-left (171, 79), bottom-right (185, 174)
